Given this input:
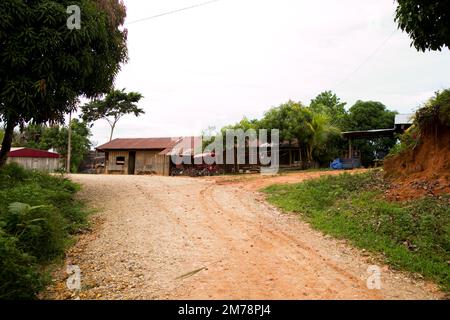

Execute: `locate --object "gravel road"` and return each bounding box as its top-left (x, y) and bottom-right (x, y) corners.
top-left (43, 173), bottom-right (443, 300)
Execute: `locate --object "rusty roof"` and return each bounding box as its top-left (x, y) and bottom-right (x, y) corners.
top-left (96, 138), bottom-right (180, 151)
top-left (159, 137), bottom-right (203, 156)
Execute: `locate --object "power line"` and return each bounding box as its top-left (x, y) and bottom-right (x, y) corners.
top-left (333, 29), bottom-right (398, 90)
top-left (125, 0), bottom-right (223, 25)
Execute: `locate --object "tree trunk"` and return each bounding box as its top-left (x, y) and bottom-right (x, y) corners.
top-left (0, 119), bottom-right (17, 168)
top-left (109, 122), bottom-right (117, 142)
top-left (67, 112), bottom-right (72, 173)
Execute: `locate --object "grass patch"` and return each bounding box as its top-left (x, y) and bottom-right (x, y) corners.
top-left (0, 163), bottom-right (89, 299)
top-left (263, 170), bottom-right (450, 293)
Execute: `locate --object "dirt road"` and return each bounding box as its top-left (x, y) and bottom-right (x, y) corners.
top-left (44, 173), bottom-right (443, 300)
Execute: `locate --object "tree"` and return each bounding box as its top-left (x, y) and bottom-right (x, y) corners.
top-left (395, 0), bottom-right (450, 51)
top-left (305, 113), bottom-right (340, 164)
top-left (13, 124), bottom-right (46, 149)
top-left (260, 101), bottom-right (301, 144)
top-left (260, 101), bottom-right (313, 165)
top-left (310, 91), bottom-right (347, 129)
top-left (0, 0), bottom-right (128, 167)
top-left (15, 120), bottom-right (91, 172)
top-left (81, 89), bottom-right (144, 141)
top-left (41, 120), bottom-right (91, 172)
top-left (346, 101), bottom-right (397, 166)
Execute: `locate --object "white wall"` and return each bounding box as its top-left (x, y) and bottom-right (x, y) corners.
top-left (7, 157), bottom-right (62, 172)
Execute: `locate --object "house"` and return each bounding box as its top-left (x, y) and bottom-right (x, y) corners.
top-left (96, 137), bottom-right (201, 176)
top-left (340, 113), bottom-right (415, 168)
top-left (4, 147), bottom-right (61, 172)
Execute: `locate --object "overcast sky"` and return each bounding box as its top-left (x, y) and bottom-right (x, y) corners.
top-left (86, 0), bottom-right (450, 146)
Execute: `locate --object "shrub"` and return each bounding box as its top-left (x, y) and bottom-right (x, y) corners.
top-left (0, 229), bottom-right (44, 300)
top-left (0, 164), bottom-right (88, 299)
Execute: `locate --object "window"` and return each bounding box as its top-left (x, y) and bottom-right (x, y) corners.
top-left (116, 156), bottom-right (126, 165)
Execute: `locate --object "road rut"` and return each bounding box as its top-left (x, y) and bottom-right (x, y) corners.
top-left (43, 174), bottom-right (443, 300)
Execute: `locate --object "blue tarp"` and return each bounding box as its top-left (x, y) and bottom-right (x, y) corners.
top-left (330, 158), bottom-right (343, 170)
top-left (331, 158), bottom-right (362, 170)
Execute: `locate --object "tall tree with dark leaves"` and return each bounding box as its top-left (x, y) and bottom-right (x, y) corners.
top-left (346, 101), bottom-right (397, 166)
top-left (395, 0), bottom-right (450, 51)
top-left (0, 0), bottom-right (128, 167)
top-left (310, 91), bottom-right (347, 129)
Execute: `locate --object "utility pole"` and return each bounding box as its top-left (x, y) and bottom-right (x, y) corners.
top-left (67, 112), bottom-right (72, 173)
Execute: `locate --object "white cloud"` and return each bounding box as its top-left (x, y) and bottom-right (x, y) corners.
top-left (87, 0), bottom-right (450, 144)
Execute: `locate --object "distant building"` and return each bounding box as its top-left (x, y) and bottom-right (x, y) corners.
top-left (96, 137), bottom-right (200, 176)
top-left (340, 113), bottom-right (415, 168)
top-left (5, 147), bottom-right (61, 172)
top-left (394, 114), bottom-right (414, 132)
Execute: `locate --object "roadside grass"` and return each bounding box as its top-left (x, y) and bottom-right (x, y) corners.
top-left (0, 163), bottom-right (89, 299)
top-left (263, 170), bottom-right (450, 293)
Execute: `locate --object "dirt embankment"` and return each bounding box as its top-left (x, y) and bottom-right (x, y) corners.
top-left (384, 125), bottom-right (450, 201)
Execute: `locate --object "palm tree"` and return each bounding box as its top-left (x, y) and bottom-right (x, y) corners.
top-left (305, 113), bottom-right (341, 164)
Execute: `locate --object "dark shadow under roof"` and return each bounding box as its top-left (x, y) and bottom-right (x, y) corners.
top-left (341, 128), bottom-right (396, 139)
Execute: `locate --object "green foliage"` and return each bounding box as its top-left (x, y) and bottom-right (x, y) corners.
top-left (13, 119), bottom-right (92, 172)
top-left (0, 163), bottom-right (88, 299)
top-left (415, 89), bottom-right (450, 129)
top-left (346, 101), bottom-right (397, 166)
top-left (305, 113), bottom-right (341, 163)
top-left (264, 171), bottom-right (450, 292)
top-left (346, 101), bottom-right (396, 130)
top-left (259, 100), bottom-right (312, 145)
top-left (310, 91), bottom-right (347, 129)
top-left (388, 89), bottom-right (450, 157)
top-left (0, 230), bottom-right (44, 300)
top-left (217, 94), bottom-right (401, 167)
top-left (222, 100), bottom-right (342, 166)
top-left (395, 0), bottom-right (450, 51)
top-left (12, 124), bottom-right (45, 149)
top-left (0, 0), bottom-right (128, 166)
top-left (81, 89), bottom-right (144, 141)
top-left (388, 126), bottom-right (420, 157)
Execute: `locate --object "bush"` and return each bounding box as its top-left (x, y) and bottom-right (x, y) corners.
top-left (0, 230), bottom-right (44, 300)
top-left (0, 163), bottom-right (88, 299)
top-left (388, 89), bottom-right (450, 158)
top-left (416, 89), bottom-right (450, 129)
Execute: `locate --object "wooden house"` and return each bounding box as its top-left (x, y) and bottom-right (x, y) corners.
top-left (96, 137), bottom-right (200, 176)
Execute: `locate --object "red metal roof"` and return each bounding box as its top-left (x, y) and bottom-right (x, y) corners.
top-left (96, 138), bottom-right (179, 151)
top-left (7, 148), bottom-right (60, 159)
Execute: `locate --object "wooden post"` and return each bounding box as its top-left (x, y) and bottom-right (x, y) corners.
top-left (348, 138), bottom-right (352, 159)
top-left (67, 112), bottom-right (72, 173)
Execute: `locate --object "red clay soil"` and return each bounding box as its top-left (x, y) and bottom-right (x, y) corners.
top-left (384, 125), bottom-right (450, 201)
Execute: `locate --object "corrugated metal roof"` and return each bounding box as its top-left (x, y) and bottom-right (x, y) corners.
top-left (4, 147), bottom-right (60, 158)
top-left (159, 137), bottom-right (203, 156)
top-left (96, 138), bottom-right (179, 151)
top-left (395, 114), bottom-right (414, 125)
top-left (342, 129), bottom-right (396, 139)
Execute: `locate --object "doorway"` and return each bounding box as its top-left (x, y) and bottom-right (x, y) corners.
top-left (128, 152), bottom-right (136, 175)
